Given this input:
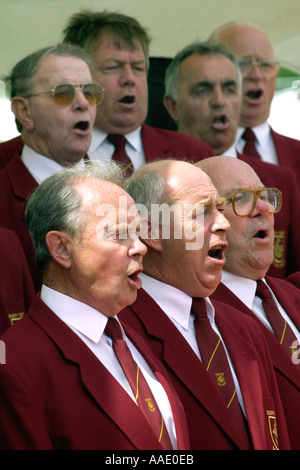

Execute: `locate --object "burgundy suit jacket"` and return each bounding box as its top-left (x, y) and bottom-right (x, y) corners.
top-left (271, 128), bottom-right (300, 171)
top-left (212, 276), bottom-right (300, 449)
top-left (0, 152), bottom-right (40, 291)
top-left (141, 123), bottom-right (213, 162)
top-left (0, 136), bottom-right (23, 169)
top-left (0, 228), bottom-right (35, 335)
top-left (286, 271), bottom-right (300, 289)
top-left (0, 126), bottom-right (213, 169)
top-left (119, 288), bottom-right (290, 450)
top-left (0, 294), bottom-right (190, 450)
top-left (237, 152), bottom-right (300, 278)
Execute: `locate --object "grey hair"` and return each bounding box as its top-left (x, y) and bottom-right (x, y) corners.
top-left (164, 40), bottom-right (242, 100)
top-left (25, 160), bottom-right (124, 271)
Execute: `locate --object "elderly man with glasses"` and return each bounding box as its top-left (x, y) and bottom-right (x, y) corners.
top-left (197, 156), bottom-right (300, 449)
top-left (209, 21), bottom-right (300, 174)
top-left (0, 44), bottom-right (99, 291)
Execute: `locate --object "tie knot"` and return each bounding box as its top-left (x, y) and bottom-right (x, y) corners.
top-left (242, 128), bottom-right (256, 144)
top-left (105, 317), bottom-right (123, 340)
top-left (107, 134), bottom-right (127, 150)
top-left (256, 280), bottom-right (272, 299)
top-left (192, 298), bottom-right (207, 320)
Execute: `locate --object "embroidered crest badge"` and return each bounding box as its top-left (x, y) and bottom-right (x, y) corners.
top-left (273, 230), bottom-right (285, 269)
top-left (215, 372), bottom-right (226, 387)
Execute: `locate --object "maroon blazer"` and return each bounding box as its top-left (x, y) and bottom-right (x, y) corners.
top-left (212, 276), bottom-right (300, 449)
top-left (119, 288), bottom-right (290, 450)
top-left (286, 271), bottom-right (300, 289)
top-left (0, 126), bottom-right (213, 169)
top-left (0, 294), bottom-right (190, 450)
top-left (141, 123), bottom-right (213, 162)
top-left (0, 135), bottom-right (23, 169)
top-left (271, 128), bottom-right (300, 172)
top-left (0, 153), bottom-right (40, 291)
top-left (238, 152), bottom-right (300, 278)
top-left (0, 228), bottom-right (35, 335)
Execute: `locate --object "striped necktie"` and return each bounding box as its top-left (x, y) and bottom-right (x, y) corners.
top-left (192, 298), bottom-right (251, 447)
top-left (242, 128), bottom-right (262, 159)
top-left (107, 134), bottom-right (133, 176)
top-left (105, 317), bottom-right (172, 449)
top-left (256, 280), bottom-right (299, 362)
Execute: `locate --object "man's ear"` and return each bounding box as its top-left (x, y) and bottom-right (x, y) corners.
top-left (139, 217), bottom-right (163, 252)
top-left (45, 231), bottom-right (73, 269)
top-left (163, 93), bottom-right (179, 122)
top-left (11, 97), bottom-right (35, 132)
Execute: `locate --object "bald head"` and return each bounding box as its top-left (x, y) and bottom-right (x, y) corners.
top-left (196, 155), bottom-right (263, 197)
top-left (126, 158), bottom-right (230, 297)
top-left (196, 156), bottom-right (275, 279)
top-left (209, 22), bottom-right (278, 127)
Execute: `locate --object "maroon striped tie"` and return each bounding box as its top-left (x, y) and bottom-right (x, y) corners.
top-left (242, 128), bottom-right (262, 159)
top-left (192, 298), bottom-right (251, 447)
top-left (107, 134), bottom-right (133, 176)
top-left (105, 317), bottom-right (172, 449)
top-left (256, 280), bottom-right (298, 362)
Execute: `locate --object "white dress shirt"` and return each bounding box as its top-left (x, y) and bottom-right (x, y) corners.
top-left (140, 273), bottom-right (247, 415)
top-left (88, 127), bottom-right (146, 171)
top-left (20, 145), bottom-right (86, 184)
top-left (235, 122), bottom-right (279, 164)
top-left (40, 284), bottom-right (177, 448)
top-left (221, 271), bottom-right (300, 341)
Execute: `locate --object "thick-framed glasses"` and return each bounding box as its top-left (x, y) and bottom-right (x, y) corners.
top-left (237, 57), bottom-right (280, 77)
top-left (24, 82), bottom-right (104, 106)
top-left (226, 188), bottom-right (282, 217)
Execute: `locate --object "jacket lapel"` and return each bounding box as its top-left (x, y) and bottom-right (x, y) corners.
top-left (6, 153), bottom-right (38, 201)
top-left (213, 283), bottom-right (300, 391)
top-left (141, 124), bottom-right (171, 161)
top-left (126, 289), bottom-right (249, 449)
top-left (29, 296), bottom-right (165, 450)
top-left (216, 310), bottom-right (268, 449)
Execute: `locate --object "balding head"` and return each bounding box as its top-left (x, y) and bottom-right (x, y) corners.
top-left (126, 158), bottom-right (230, 297)
top-left (196, 156), bottom-right (275, 279)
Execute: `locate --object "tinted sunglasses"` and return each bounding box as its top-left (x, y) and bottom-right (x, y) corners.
top-left (24, 82), bottom-right (104, 106)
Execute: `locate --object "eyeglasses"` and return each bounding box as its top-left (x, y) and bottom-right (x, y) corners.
top-left (226, 188), bottom-right (282, 217)
top-left (24, 83), bottom-right (104, 106)
top-left (237, 57), bottom-right (280, 77)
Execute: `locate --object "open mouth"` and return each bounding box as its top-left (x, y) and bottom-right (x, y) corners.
top-left (119, 95), bottom-right (135, 104)
top-left (211, 114), bottom-right (229, 129)
top-left (128, 268), bottom-right (143, 289)
top-left (208, 245), bottom-right (226, 260)
top-left (246, 90), bottom-right (263, 101)
top-left (73, 121), bottom-right (89, 132)
top-left (253, 228), bottom-right (269, 239)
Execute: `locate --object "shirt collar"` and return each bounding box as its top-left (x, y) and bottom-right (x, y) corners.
top-left (221, 270), bottom-right (257, 310)
top-left (237, 121), bottom-right (271, 149)
top-left (21, 144), bottom-right (85, 184)
top-left (89, 126), bottom-right (143, 154)
top-left (40, 284), bottom-right (108, 344)
top-left (140, 273), bottom-right (215, 329)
